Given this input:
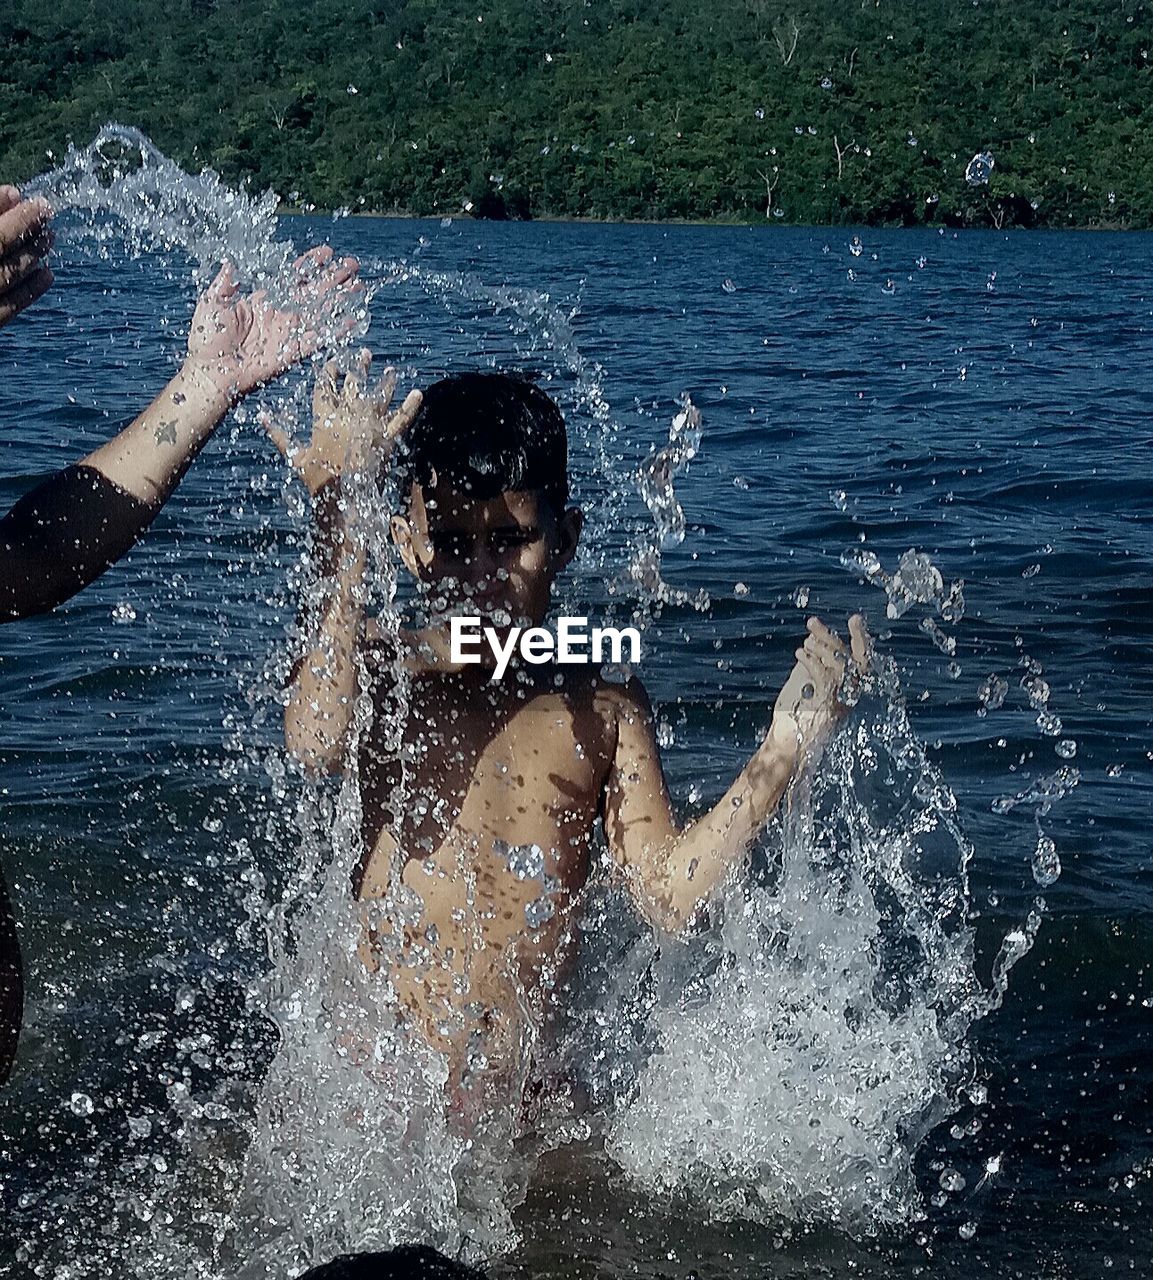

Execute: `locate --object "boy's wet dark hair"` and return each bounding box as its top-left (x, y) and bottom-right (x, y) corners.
top-left (398, 372), bottom-right (569, 513)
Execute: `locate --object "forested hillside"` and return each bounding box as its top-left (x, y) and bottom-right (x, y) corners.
top-left (2, 0), bottom-right (1151, 226)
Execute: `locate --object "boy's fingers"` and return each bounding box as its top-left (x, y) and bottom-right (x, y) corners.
top-left (258, 410), bottom-right (293, 459)
top-left (802, 626), bottom-right (845, 669)
top-left (267, 425), bottom-right (292, 458)
top-left (806, 616), bottom-right (841, 644)
top-left (849, 613), bottom-right (872, 667)
top-left (374, 366), bottom-right (397, 416)
top-left (384, 388), bottom-right (422, 444)
top-left (0, 265), bottom-right (53, 326)
top-left (312, 359), bottom-right (340, 417)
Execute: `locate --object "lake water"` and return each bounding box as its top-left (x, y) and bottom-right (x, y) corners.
top-left (1, 216), bottom-right (1151, 1278)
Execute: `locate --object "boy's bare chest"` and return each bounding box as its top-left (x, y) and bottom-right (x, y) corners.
top-left (356, 681), bottom-right (614, 900)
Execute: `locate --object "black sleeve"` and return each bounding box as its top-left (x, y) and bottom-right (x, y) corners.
top-left (0, 464), bottom-right (155, 622)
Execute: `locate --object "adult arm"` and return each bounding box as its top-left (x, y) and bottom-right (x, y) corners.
top-left (0, 248), bottom-right (359, 621)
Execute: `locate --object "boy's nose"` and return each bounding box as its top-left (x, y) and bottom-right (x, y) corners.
top-left (464, 541), bottom-right (499, 589)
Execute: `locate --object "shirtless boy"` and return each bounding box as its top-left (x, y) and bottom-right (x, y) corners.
top-left (272, 362), bottom-right (869, 1100)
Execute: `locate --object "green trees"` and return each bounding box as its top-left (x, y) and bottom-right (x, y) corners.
top-left (1, 0), bottom-right (1150, 226)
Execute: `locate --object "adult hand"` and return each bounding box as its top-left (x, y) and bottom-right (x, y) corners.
top-left (265, 349), bottom-right (422, 497)
top-left (0, 187), bottom-right (53, 328)
top-left (182, 245), bottom-right (361, 406)
top-left (769, 614), bottom-right (871, 764)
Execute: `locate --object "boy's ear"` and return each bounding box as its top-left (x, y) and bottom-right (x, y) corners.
top-left (553, 506), bottom-right (583, 570)
top-left (390, 515), bottom-right (423, 577)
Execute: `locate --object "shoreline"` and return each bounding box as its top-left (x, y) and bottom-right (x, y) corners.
top-left (277, 208), bottom-right (1143, 233)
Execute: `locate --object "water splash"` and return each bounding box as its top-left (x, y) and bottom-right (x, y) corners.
top-left (628, 397), bottom-right (710, 611)
top-left (25, 124), bottom-right (286, 284)
top-left (1, 124), bottom-right (1047, 1275)
top-left (562, 657), bottom-right (993, 1231)
top-left (23, 122), bottom-right (367, 347)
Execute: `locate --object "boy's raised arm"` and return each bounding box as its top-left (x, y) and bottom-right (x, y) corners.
top-left (604, 615), bottom-right (869, 933)
top-left (270, 355), bottom-right (420, 775)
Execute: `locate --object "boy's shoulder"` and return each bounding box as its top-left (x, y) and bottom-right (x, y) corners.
top-left (361, 617), bottom-right (653, 723)
top-left (361, 620), bottom-right (446, 676)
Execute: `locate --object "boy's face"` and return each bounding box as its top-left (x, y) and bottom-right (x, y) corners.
top-left (391, 479), bottom-right (581, 632)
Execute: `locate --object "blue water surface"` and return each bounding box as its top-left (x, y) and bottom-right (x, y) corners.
top-left (1, 219), bottom-right (1151, 1277)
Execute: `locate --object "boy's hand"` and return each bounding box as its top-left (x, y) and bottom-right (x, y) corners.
top-left (0, 186), bottom-right (53, 328)
top-left (182, 245), bottom-right (360, 406)
top-left (769, 614), bottom-right (871, 766)
top-left (265, 349), bottom-right (422, 496)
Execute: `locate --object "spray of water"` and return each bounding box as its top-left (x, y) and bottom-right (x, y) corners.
top-left (1, 126), bottom-right (1046, 1275)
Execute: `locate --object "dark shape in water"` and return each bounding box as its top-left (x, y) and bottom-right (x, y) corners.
top-left (297, 1245), bottom-right (486, 1280)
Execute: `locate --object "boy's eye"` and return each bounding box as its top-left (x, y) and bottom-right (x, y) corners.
top-left (430, 532), bottom-right (470, 560)
top-left (490, 529), bottom-right (537, 553)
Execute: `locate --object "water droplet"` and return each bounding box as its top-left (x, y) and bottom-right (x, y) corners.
top-left (792, 585), bottom-right (810, 609)
top-left (69, 1092), bottom-right (95, 1117)
top-left (976, 674), bottom-right (1008, 715)
top-left (638, 396), bottom-right (701, 550)
top-left (1055, 739), bottom-right (1077, 759)
top-left (940, 579), bottom-right (965, 623)
top-left (965, 151), bottom-right (994, 186)
top-left (525, 893), bottom-right (555, 928)
top-left (939, 1167), bottom-right (966, 1192)
top-left (886, 549), bottom-right (944, 618)
top-left (958, 1221), bottom-right (978, 1241)
top-left (734, 582), bottom-right (749, 597)
top-left (839, 547), bottom-right (883, 583)
top-left (111, 602), bottom-right (136, 624)
top-left (127, 1115), bottom-right (153, 1140)
top-left (1031, 834), bottom-right (1061, 888)
top-left (1106, 763), bottom-right (1124, 778)
top-left (499, 840), bottom-right (545, 881)
top-left (732, 475), bottom-right (751, 491)
top-left (1036, 711), bottom-right (1061, 737)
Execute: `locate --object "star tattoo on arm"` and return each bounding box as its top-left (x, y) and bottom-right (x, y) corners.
top-left (154, 420), bottom-right (178, 446)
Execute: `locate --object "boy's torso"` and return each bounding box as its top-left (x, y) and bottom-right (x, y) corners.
top-left (355, 629), bottom-right (622, 1064)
